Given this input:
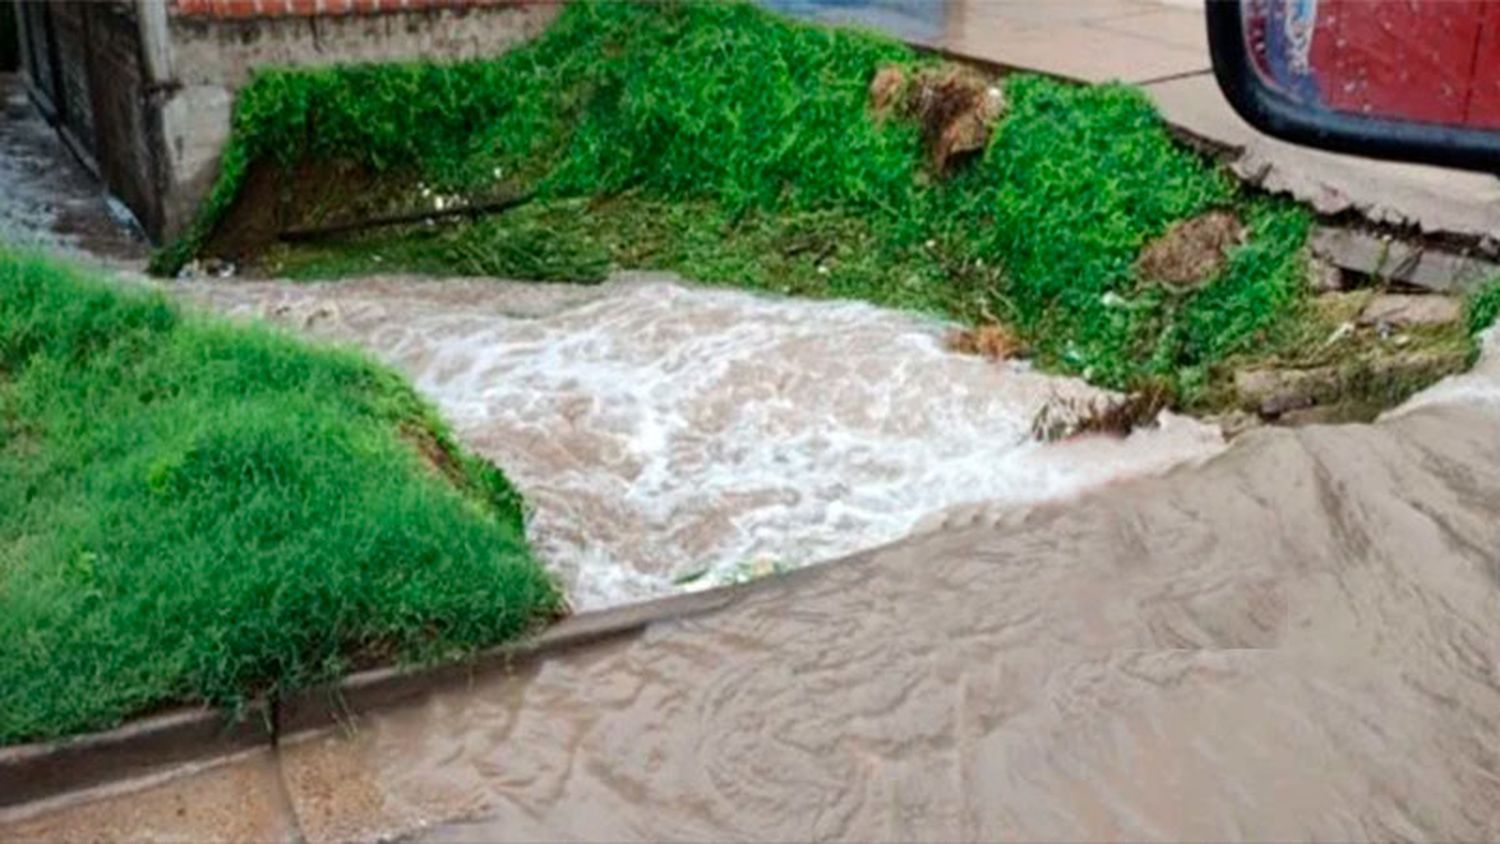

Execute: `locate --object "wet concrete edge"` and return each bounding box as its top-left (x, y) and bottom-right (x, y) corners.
top-left (0, 581), bottom-right (755, 812)
top-left (0, 702), bottom-right (273, 813)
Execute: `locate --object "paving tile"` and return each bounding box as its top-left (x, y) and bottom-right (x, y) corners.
top-left (1089, 7), bottom-right (1209, 56)
top-left (948, 0), bottom-right (1161, 30)
top-left (945, 19), bottom-right (1209, 83)
top-left (0, 749), bottom-right (300, 844)
top-left (1144, 73), bottom-right (1500, 239)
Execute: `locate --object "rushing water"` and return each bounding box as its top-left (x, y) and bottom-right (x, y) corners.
top-left (289, 329), bottom-right (1500, 843)
top-left (8, 282), bottom-right (1500, 842)
top-left (187, 272), bottom-right (1225, 609)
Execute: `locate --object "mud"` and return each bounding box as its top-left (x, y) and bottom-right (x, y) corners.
top-left (183, 272), bottom-right (1223, 608)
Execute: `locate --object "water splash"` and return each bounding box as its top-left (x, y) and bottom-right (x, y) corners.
top-left (188, 273), bottom-right (1224, 608)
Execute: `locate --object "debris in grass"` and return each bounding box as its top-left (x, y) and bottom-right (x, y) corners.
top-left (869, 62), bottom-right (1005, 172)
top-left (868, 65), bottom-right (906, 116)
top-left (1030, 384), bottom-right (1170, 442)
top-left (177, 257), bottom-right (236, 280)
top-left (1204, 409), bottom-right (1263, 440)
top-left (1319, 320), bottom-right (1355, 351)
top-left (1137, 209), bottom-right (1246, 289)
top-left (712, 556), bottom-right (787, 587)
top-left (944, 322), bottom-right (1021, 361)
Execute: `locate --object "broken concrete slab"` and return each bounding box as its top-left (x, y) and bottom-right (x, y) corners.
top-left (1144, 74), bottom-right (1500, 245)
top-left (1277, 402), bottom-right (1367, 427)
top-left (1307, 257), bottom-right (1346, 293)
top-left (1237, 348), bottom-right (1470, 418)
top-left (1357, 294), bottom-right (1463, 329)
top-left (1309, 227), bottom-right (1499, 295)
top-left (1235, 366), bottom-right (1341, 416)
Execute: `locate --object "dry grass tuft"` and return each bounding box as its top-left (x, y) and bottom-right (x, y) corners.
top-left (944, 322), bottom-right (1022, 361)
top-left (1137, 208), bottom-right (1245, 289)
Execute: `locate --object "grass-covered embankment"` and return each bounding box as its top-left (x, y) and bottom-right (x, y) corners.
top-left (159, 0), bottom-right (1475, 414)
top-left (0, 249), bottom-right (560, 744)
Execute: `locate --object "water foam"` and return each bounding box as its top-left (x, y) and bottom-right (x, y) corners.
top-left (191, 274), bottom-right (1226, 609)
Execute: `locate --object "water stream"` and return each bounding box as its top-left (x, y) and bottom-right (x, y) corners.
top-left (186, 272), bottom-right (1224, 608)
top-left (8, 277), bottom-right (1500, 842)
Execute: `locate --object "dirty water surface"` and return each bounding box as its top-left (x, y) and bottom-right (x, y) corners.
top-left (8, 325), bottom-right (1500, 842)
top-left (271, 332), bottom-right (1500, 843)
top-left (185, 272), bottom-right (1224, 608)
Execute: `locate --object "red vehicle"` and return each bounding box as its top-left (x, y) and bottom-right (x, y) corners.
top-left (1210, 0), bottom-right (1500, 170)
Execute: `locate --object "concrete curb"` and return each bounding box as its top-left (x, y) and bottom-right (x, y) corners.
top-left (0, 585), bottom-right (744, 812)
top-left (0, 702), bottom-right (272, 811)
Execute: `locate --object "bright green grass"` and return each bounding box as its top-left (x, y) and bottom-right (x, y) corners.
top-left (159, 0), bottom-right (1316, 404)
top-left (1468, 282), bottom-right (1500, 338)
top-left (0, 249), bottom-right (560, 744)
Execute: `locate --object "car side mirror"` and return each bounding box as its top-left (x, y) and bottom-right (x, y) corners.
top-left (1207, 0), bottom-right (1500, 171)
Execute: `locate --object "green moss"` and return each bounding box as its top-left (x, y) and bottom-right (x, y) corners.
top-left (0, 249), bottom-right (560, 744)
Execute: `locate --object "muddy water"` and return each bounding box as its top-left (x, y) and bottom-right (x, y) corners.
top-left (269, 331), bottom-right (1500, 843)
top-left (7, 294), bottom-right (1500, 842)
top-left (186, 273), bottom-right (1223, 608)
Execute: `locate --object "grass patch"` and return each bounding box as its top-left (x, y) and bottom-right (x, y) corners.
top-left (164, 0), bottom-right (1480, 413)
top-left (0, 249), bottom-right (561, 744)
top-left (1468, 281), bottom-right (1500, 338)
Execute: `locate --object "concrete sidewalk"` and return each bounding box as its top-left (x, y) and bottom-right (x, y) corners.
top-left (789, 0), bottom-right (1500, 253)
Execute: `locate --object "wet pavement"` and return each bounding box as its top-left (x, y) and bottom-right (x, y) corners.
top-left (0, 74), bottom-right (147, 264)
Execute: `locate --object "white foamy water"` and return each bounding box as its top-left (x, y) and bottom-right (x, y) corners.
top-left (189, 273), bottom-right (1225, 609)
